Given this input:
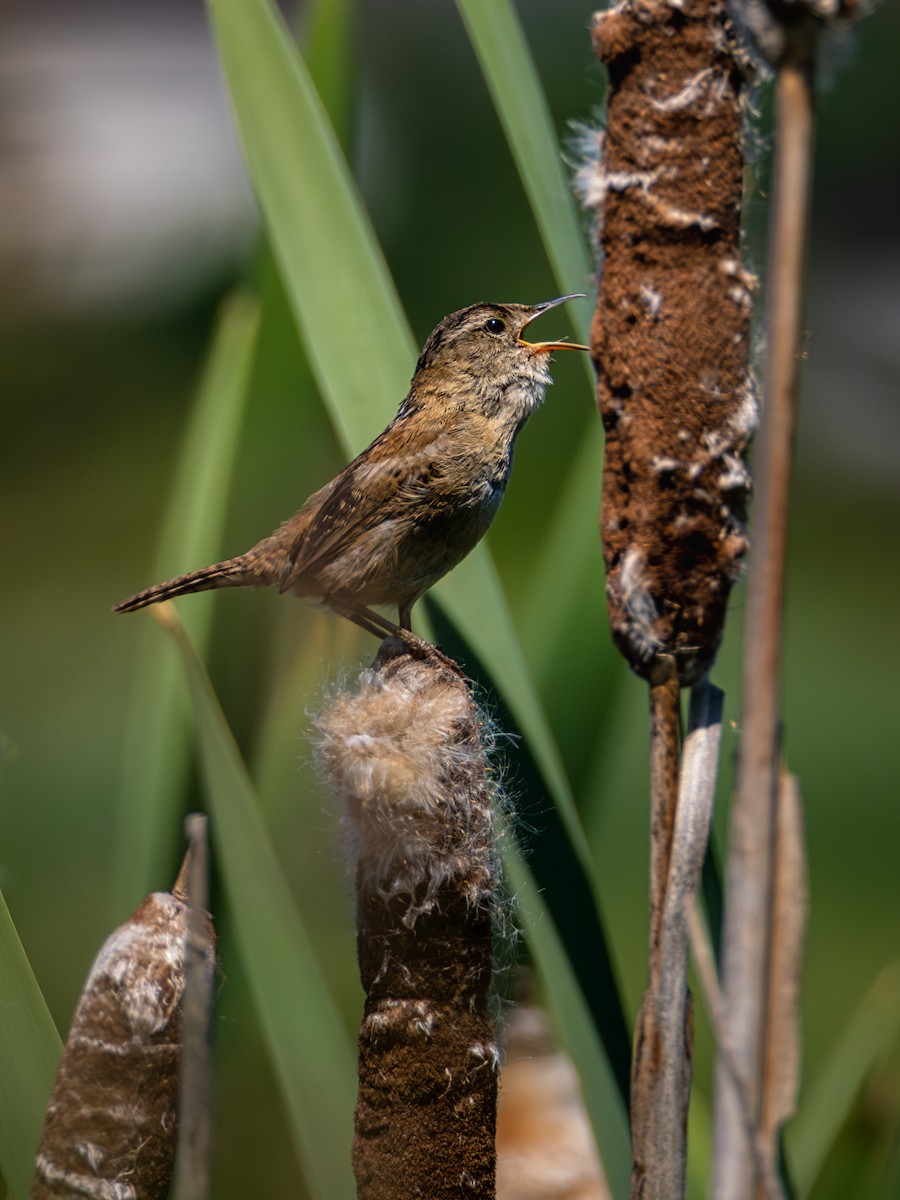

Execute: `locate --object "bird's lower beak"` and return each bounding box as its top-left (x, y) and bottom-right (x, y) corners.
top-left (519, 338), bottom-right (591, 352)
top-left (517, 293), bottom-right (591, 353)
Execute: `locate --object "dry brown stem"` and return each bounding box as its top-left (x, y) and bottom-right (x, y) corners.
top-left (172, 814), bottom-right (217, 1200)
top-left (759, 772), bottom-right (806, 1164)
top-left (694, 770), bottom-right (806, 1200)
top-left (686, 901), bottom-right (785, 1200)
top-left (314, 639), bottom-right (498, 1200)
top-left (647, 665), bottom-right (682, 971)
top-left (631, 679), bottom-right (722, 1198)
top-left (712, 26), bottom-right (816, 1196)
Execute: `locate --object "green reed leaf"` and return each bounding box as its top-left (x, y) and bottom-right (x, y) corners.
top-left (503, 840), bottom-right (631, 1199)
top-left (114, 293), bottom-right (260, 911)
top-left (161, 608), bottom-right (356, 1200)
top-left (0, 891), bottom-right (61, 1199)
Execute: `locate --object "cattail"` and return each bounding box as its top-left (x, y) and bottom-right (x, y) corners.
top-left (583, 0), bottom-right (756, 686)
top-left (496, 1004), bottom-right (610, 1200)
top-left (30, 877), bottom-right (215, 1200)
top-left (580, 2), bottom-right (754, 1193)
top-left (314, 641), bottom-right (499, 1200)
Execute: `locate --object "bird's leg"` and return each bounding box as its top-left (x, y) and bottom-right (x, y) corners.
top-left (335, 604), bottom-right (394, 642)
top-left (355, 604), bottom-right (434, 656)
top-left (328, 598), bottom-right (464, 676)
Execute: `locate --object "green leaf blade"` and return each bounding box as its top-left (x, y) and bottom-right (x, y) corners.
top-left (790, 962), bottom-right (900, 1197)
top-left (0, 892), bottom-right (62, 1200)
top-left (503, 842), bottom-right (631, 1200)
top-left (162, 611), bottom-right (356, 1200)
top-left (114, 293), bottom-right (261, 911)
top-left (455, 0), bottom-right (592, 326)
top-left (208, 0), bottom-right (414, 450)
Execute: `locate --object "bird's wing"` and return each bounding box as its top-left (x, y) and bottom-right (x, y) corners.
top-left (279, 422), bottom-right (452, 588)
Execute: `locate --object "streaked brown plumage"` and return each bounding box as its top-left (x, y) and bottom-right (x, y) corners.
top-left (113, 296), bottom-right (588, 645)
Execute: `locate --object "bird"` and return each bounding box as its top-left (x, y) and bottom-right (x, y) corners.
top-left (113, 296), bottom-right (589, 651)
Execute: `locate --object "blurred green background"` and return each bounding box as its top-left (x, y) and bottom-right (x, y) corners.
top-left (1, 0), bottom-right (898, 1196)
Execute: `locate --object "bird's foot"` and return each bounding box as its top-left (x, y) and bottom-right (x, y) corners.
top-left (390, 628), bottom-right (467, 679)
top-left (333, 602), bottom-right (467, 681)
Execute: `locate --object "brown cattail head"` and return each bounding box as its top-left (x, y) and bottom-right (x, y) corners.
top-left (583, 0), bottom-right (757, 686)
top-left (30, 888), bottom-right (216, 1200)
top-left (314, 641), bottom-right (499, 1200)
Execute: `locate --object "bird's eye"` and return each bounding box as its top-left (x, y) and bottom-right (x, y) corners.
top-left (484, 317), bottom-right (506, 335)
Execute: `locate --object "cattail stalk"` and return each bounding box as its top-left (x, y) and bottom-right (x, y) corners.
top-left (586, 0), bottom-right (752, 1192)
top-left (712, 19), bottom-right (818, 1195)
top-left (172, 814), bottom-right (216, 1200)
top-left (30, 856), bottom-right (216, 1200)
top-left (314, 641), bottom-right (499, 1200)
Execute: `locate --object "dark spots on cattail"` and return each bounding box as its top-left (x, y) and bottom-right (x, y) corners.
top-left (605, 45), bottom-right (643, 87)
top-left (586, 0), bottom-right (755, 684)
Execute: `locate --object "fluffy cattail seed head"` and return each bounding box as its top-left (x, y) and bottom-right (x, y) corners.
top-left (313, 642), bottom-right (497, 924)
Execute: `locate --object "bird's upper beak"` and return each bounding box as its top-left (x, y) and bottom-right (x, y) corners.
top-left (517, 294), bottom-right (591, 353)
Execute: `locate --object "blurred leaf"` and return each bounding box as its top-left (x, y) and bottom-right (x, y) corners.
top-left (454, 0), bottom-right (592, 316)
top-left (503, 839), bottom-right (631, 1200)
top-left (302, 0), bottom-right (357, 147)
top-left (208, 0), bottom-right (414, 449)
top-left (455, 0), bottom-right (610, 676)
top-left (114, 293), bottom-right (261, 911)
top-left (518, 422), bottom-right (605, 657)
top-left (790, 961), bottom-right (900, 1197)
top-left (0, 890), bottom-right (62, 1200)
top-left (160, 607), bottom-right (356, 1200)
top-left (435, 554), bottom-right (595, 873)
top-left (686, 1090), bottom-right (713, 1200)
top-left (876, 1114), bottom-right (900, 1200)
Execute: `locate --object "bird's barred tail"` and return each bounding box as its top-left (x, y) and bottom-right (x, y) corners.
top-left (112, 556), bottom-right (267, 614)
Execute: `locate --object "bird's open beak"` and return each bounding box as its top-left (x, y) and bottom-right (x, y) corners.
top-left (517, 294), bottom-right (591, 353)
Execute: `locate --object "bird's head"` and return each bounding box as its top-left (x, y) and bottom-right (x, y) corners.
top-left (410, 295), bottom-right (590, 423)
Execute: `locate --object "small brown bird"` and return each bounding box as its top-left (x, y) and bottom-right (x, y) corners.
top-left (114, 296), bottom-right (589, 647)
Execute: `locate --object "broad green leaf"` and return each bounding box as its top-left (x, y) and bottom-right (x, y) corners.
top-left (208, 0), bottom-right (414, 450)
top-left (207, 0), bottom-right (603, 903)
top-left (503, 841), bottom-right (631, 1199)
top-left (160, 608), bottom-right (356, 1200)
top-left (435, 551), bottom-right (594, 872)
top-left (789, 962), bottom-right (900, 1197)
top-left (687, 1090), bottom-right (713, 1199)
top-left (302, 0), bottom-right (357, 148)
top-left (877, 1123), bottom-right (900, 1200)
top-left (454, 0), bottom-right (593, 319)
top-left (517, 419), bottom-right (606, 677)
top-left (114, 293), bottom-right (261, 912)
top-left (0, 890), bottom-right (62, 1200)
top-left (456, 0), bottom-right (609, 655)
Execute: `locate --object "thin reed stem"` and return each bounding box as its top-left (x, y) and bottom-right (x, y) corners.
top-left (713, 27), bottom-right (818, 1199)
